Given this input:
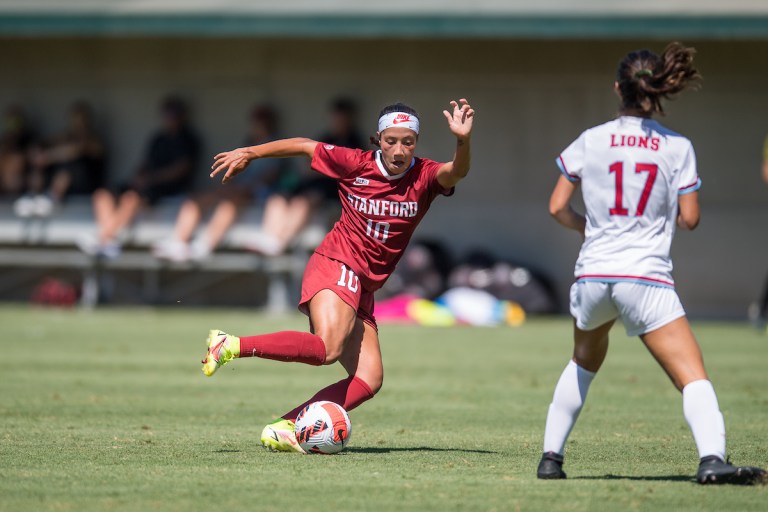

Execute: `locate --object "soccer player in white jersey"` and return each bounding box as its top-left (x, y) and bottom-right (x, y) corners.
top-left (537, 43), bottom-right (765, 484)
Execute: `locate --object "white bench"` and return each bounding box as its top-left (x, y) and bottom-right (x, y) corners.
top-left (0, 198), bottom-right (332, 310)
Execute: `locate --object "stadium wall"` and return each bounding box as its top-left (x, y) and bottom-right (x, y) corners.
top-left (2, 37), bottom-right (766, 318)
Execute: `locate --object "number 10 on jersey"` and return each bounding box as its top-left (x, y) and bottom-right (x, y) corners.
top-left (609, 161), bottom-right (658, 217)
top-left (366, 220), bottom-right (390, 242)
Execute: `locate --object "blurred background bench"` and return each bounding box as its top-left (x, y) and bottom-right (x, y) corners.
top-left (0, 198), bottom-right (331, 310)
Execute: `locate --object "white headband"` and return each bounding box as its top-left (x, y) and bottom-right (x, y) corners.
top-left (378, 112), bottom-right (420, 134)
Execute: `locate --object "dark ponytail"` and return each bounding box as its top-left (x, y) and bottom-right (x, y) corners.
top-left (616, 42), bottom-right (701, 116)
top-left (370, 102), bottom-right (419, 147)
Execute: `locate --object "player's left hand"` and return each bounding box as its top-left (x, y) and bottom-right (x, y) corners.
top-left (443, 99), bottom-right (474, 140)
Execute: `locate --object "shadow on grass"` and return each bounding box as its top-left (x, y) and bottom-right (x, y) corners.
top-left (345, 446), bottom-right (497, 455)
top-left (214, 449), bottom-right (242, 453)
top-left (573, 474), bottom-right (693, 482)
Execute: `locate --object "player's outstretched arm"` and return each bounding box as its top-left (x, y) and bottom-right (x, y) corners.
top-left (211, 137), bottom-right (318, 184)
top-left (549, 175), bottom-right (586, 237)
top-left (437, 99), bottom-right (474, 189)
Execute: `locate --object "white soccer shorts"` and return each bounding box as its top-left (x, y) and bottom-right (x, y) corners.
top-left (569, 281), bottom-right (686, 336)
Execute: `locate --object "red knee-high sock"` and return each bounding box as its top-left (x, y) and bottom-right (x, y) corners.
top-left (281, 376), bottom-right (375, 421)
top-left (238, 331), bottom-right (326, 366)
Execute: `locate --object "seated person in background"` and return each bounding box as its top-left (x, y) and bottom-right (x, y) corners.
top-left (14, 101), bottom-right (105, 217)
top-left (248, 97), bottom-right (364, 256)
top-left (78, 96), bottom-right (199, 258)
top-left (0, 106), bottom-right (35, 199)
top-left (153, 104), bottom-right (296, 262)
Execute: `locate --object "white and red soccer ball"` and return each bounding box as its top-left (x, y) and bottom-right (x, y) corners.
top-left (294, 401), bottom-right (352, 454)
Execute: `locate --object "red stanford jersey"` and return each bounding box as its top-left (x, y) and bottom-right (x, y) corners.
top-left (311, 143), bottom-right (453, 292)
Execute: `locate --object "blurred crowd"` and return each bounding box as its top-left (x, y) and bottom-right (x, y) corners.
top-left (1, 102), bottom-right (105, 217)
top-left (0, 96), bottom-right (363, 262)
top-left (4, 96), bottom-right (766, 319)
top-left (1, 95), bottom-right (561, 316)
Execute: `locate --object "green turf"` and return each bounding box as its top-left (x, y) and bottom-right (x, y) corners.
top-left (0, 306), bottom-right (766, 512)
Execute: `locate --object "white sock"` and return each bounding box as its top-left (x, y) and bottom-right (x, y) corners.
top-left (682, 379), bottom-right (726, 460)
top-left (543, 360), bottom-right (596, 455)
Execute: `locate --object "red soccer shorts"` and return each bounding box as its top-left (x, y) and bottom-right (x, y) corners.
top-left (299, 252), bottom-right (377, 330)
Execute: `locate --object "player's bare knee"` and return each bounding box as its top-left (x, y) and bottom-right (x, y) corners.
top-left (319, 335), bottom-right (346, 364)
top-left (323, 345), bottom-right (344, 364)
top-left (315, 326), bottom-right (354, 364)
top-left (368, 374), bottom-right (383, 394)
top-left (357, 368), bottom-right (383, 394)
top-left (573, 354), bottom-right (602, 373)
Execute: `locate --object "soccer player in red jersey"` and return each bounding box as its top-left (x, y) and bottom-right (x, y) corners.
top-left (202, 99), bottom-right (474, 452)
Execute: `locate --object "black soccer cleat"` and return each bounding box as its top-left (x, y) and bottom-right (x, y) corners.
top-left (696, 455), bottom-right (767, 485)
top-left (537, 451), bottom-right (567, 479)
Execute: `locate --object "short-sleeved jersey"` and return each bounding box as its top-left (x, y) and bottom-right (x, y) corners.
top-left (556, 116), bottom-right (701, 288)
top-left (311, 144), bottom-right (453, 291)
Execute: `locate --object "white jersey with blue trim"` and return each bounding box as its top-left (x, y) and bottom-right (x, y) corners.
top-left (556, 116), bottom-right (701, 288)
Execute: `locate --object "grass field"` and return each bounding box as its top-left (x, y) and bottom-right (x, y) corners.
top-left (1, 306), bottom-right (766, 512)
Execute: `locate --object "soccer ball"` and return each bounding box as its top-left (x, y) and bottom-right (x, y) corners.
top-left (294, 401), bottom-right (352, 454)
